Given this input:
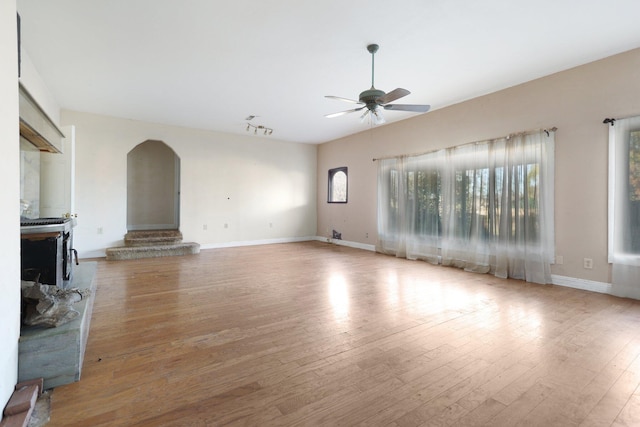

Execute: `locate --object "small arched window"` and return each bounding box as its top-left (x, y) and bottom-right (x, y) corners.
top-left (328, 167), bottom-right (348, 203)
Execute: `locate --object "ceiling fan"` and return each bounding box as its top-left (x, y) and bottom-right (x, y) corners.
top-left (325, 44), bottom-right (431, 125)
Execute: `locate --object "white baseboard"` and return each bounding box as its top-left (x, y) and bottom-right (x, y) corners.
top-left (309, 245), bottom-right (618, 297)
top-left (199, 236), bottom-right (317, 250)
top-left (82, 239), bottom-right (618, 299)
top-left (313, 236), bottom-right (376, 252)
top-left (201, 236), bottom-right (377, 252)
top-left (551, 274), bottom-right (612, 295)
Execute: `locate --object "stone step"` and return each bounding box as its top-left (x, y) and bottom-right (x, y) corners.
top-left (124, 230), bottom-right (183, 247)
top-left (105, 242), bottom-right (200, 261)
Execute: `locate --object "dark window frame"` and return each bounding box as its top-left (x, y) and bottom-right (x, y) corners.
top-left (328, 167), bottom-right (348, 203)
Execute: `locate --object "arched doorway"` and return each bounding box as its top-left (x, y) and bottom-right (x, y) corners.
top-left (127, 140), bottom-right (180, 231)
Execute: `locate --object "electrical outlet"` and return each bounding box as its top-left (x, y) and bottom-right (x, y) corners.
top-left (269, 222), bottom-right (273, 228)
top-left (555, 255), bottom-right (563, 265)
top-left (366, 232), bottom-right (369, 238)
top-left (203, 224), bottom-right (207, 231)
top-left (97, 226), bottom-right (103, 235)
top-left (584, 258), bottom-right (593, 269)
top-left (224, 223), bottom-right (228, 229)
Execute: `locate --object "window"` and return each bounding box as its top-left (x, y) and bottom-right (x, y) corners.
top-left (609, 119), bottom-right (640, 258)
top-left (328, 167), bottom-right (348, 203)
top-left (608, 117), bottom-right (640, 299)
top-left (383, 162), bottom-right (542, 243)
top-left (628, 131), bottom-right (640, 253)
top-left (377, 129), bottom-right (555, 284)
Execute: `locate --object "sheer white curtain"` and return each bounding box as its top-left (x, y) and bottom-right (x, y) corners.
top-left (608, 117), bottom-right (640, 299)
top-left (377, 153), bottom-right (443, 264)
top-left (377, 130), bottom-right (555, 284)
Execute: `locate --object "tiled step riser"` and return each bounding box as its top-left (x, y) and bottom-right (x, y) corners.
top-left (124, 230), bottom-right (183, 247)
top-left (107, 230), bottom-right (199, 261)
top-left (125, 237), bottom-right (183, 247)
top-left (106, 243), bottom-right (200, 261)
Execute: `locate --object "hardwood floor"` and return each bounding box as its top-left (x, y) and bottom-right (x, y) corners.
top-left (47, 241), bottom-right (640, 426)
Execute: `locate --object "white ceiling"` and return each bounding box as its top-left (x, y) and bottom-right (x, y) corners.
top-left (16, 0), bottom-right (640, 144)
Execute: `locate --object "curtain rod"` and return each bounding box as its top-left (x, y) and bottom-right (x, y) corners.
top-left (372, 127), bottom-right (557, 162)
top-left (603, 113), bottom-right (640, 125)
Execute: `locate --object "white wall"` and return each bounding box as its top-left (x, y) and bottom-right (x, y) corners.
top-left (62, 111), bottom-right (318, 258)
top-left (318, 47), bottom-right (640, 287)
top-left (18, 49), bottom-right (60, 125)
top-left (0, 0), bottom-right (21, 416)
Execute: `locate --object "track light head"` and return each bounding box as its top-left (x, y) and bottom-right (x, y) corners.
top-left (245, 121), bottom-right (274, 136)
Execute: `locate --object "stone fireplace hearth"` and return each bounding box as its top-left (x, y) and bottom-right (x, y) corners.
top-left (18, 262), bottom-right (97, 390)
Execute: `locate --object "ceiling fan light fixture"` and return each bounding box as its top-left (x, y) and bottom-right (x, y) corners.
top-left (372, 109), bottom-right (385, 125)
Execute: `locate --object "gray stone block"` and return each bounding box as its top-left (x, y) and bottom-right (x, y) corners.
top-left (18, 262), bottom-right (97, 390)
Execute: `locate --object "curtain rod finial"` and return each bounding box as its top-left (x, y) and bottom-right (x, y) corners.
top-left (603, 118), bottom-right (616, 126)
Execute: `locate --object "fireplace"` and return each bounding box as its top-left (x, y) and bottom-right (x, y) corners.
top-left (20, 217), bottom-right (77, 288)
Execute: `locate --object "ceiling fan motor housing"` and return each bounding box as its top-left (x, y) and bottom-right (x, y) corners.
top-left (359, 88), bottom-right (385, 110)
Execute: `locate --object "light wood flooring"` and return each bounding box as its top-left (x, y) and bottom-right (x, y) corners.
top-left (47, 241), bottom-right (640, 426)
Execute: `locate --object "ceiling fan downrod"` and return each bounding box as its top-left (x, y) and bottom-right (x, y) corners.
top-left (367, 44), bottom-right (379, 88)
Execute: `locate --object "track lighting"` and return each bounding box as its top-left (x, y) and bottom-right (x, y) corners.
top-left (245, 122), bottom-right (274, 136)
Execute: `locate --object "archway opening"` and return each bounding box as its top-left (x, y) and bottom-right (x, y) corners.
top-left (127, 140), bottom-right (180, 231)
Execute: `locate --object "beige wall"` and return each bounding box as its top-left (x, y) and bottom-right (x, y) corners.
top-left (0, 0), bottom-right (20, 415)
top-left (63, 111), bottom-right (318, 258)
top-left (318, 47), bottom-right (640, 285)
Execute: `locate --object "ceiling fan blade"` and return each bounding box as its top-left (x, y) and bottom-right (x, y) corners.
top-left (325, 106), bottom-right (365, 118)
top-left (376, 88), bottom-right (410, 104)
top-left (383, 104), bottom-right (431, 113)
top-left (325, 95), bottom-right (363, 105)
